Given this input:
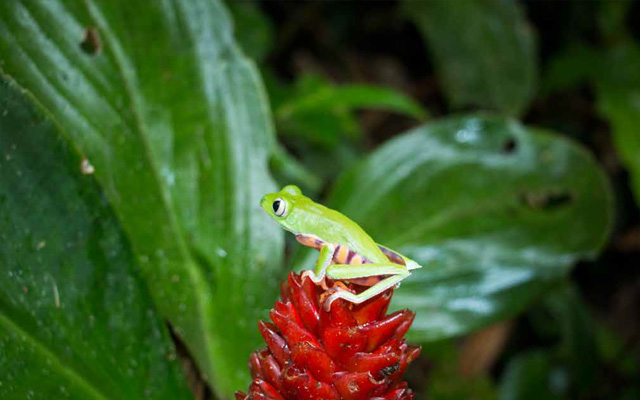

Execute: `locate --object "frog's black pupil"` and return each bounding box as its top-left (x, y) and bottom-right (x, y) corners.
top-left (272, 200), bottom-right (281, 213)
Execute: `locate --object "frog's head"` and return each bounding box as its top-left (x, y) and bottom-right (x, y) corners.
top-left (260, 184), bottom-right (308, 233)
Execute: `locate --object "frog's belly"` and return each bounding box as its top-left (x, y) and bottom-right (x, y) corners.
top-left (331, 243), bottom-right (371, 265)
top-left (348, 276), bottom-right (386, 287)
top-left (296, 234), bottom-right (373, 265)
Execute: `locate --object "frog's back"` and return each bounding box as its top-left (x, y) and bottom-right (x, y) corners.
top-left (295, 202), bottom-right (388, 264)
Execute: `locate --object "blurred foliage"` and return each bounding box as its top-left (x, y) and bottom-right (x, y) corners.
top-left (420, 339), bottom-right (498, 400)
top-left (268, 72), bottom-right (427, 147)
top-left (265, 72), bottom-right (428, 191)
top-left (404, 0), bottom-right (537, 117)
top-left (542, 0), bottom-right (640, 208)
top-left (293, 115), bottom-right (612, 343)
top-left (227, 0), bottom-right (274, 62)
top-left (2, 0), bottom-right (639, 399)
top-left (595, 41), bottom-right (640, 206)
top-left (499, 284), bottom-right (640, 400)
top-left (499, 351), bottom-right (564, 400)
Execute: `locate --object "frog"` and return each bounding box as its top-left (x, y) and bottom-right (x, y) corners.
top-left (260, 185), bottom-right (421, 310)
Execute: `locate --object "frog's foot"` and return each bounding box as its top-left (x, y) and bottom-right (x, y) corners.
top-left (319, 282), bottom-right (354, 311)
top-left (321, 272), bottom-right (410, 311)
top-left (301, 270), bottom-right (328, 289)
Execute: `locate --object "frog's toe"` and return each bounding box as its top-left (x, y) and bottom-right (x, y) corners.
top-left (301, 270), bottom-right (326, 287)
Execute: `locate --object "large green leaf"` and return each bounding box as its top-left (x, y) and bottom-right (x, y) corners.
top-left (405, 0), bottom-right (537, 116)
top-left (0, 78), bottom-right (190, 399)
top-left (595, 41), bottom-right (640, 207)
top-left (295, 115), bottom-right (612, 342)
top-left (0, 0), bottom-right (283, 396)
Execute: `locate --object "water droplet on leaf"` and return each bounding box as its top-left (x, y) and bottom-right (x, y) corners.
top-left (80, 158), bottom-right (95, 174)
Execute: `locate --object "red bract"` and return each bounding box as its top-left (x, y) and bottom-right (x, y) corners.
top-left (236, 272), bottom-right (421, 400)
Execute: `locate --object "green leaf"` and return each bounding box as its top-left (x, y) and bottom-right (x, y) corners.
top-left (597, 0), bottom-right (633, 41)
top-left (420, 340), bottom-right (498, 400)
top-left (542, 44), bottom-right (600, 95)
top-left (0, 1), bottom-right (283, 396)
top-left (270, 144), bottom-right (323, 194)
top-left (296, 115), bottom-right (612, 342)
top-left (0, 77), bottom-right (190, 399)
top-left (499, 352), bottom-right (565, 400)
top-left (277, 82), bottom-right (428, 121)
top-left (544, 285), bottom-right (598, 393)
top-left (226, 0), bottom-right (274, 62)
top-left (527, 282), bottom-right (640, 398)
top-left (405, 0), bottom-right (537, 116)
top-left (595, 40), bottom-right (640, 207)
top-left (595, 323), bottom-right (640, 378)
top-left (273, 73), bottom-right (427, 147)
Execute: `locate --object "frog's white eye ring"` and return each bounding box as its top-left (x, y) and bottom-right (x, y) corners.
top-left (272, 198), bottom-right (287, 217)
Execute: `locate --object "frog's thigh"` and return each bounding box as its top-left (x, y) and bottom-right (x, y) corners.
top-left (325, 263), bottom-right (407, 280)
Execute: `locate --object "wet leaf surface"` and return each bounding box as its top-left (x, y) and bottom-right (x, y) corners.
top-left (0, 77), bottom-right (191, 400)
top-left (0, 1), bottom-right (284, 395)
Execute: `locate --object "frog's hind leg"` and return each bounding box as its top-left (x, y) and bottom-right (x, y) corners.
top-left (322, 273), bottom-right (409, 311)
top-left (322, 263), bottom-right (410, 310)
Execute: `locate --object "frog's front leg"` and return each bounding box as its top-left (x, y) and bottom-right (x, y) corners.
top-left (321, 263), bottom-right (410, 311)
top-left (301, 244), bottom-right (336, 287)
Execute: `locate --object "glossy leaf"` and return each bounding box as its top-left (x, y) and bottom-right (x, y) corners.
top-left (406, 0), bottom-right (537, 116)
top-left (0, 0), bottom-right (283, 396)
top-left (0, 77), bottom-right (190, 399)
top-left (595, 41), bottom-right (640, 207)
top-left (295, 115), bottom-right (612, 342)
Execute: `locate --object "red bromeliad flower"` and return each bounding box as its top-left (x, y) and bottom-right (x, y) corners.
top-left (236, 272), bottom-right (421, 400)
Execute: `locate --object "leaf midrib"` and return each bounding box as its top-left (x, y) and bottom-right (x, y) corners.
top-left (80, 0), bottom-right (215, 367)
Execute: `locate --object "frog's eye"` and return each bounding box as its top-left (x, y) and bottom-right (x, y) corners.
top-left (272, 198), bottom-right (287, 217)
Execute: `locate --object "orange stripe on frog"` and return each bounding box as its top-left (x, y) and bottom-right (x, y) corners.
top-left (295, 234), bottom-right (324, 250)
top-left (333, 245), bottom-right (350, 264)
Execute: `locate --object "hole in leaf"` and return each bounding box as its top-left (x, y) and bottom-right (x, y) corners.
top-left (519, 190), bottom-right (574, 211)
top-left (80, 27), bottom-right (101, 55)
top-left (502, 138), bottom-right (517, 153)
